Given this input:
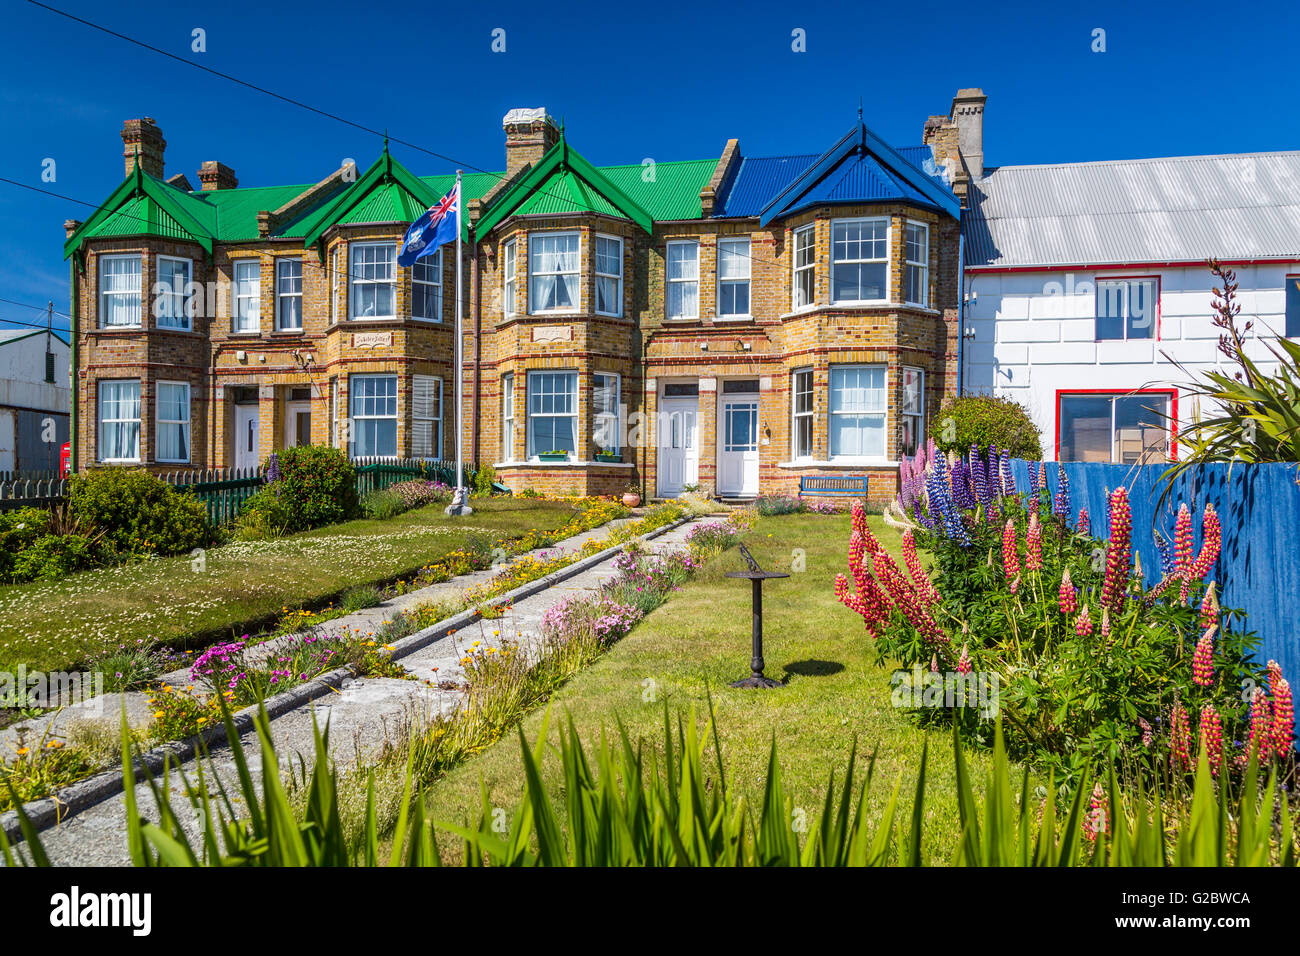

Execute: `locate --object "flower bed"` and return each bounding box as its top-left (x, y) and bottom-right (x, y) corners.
top-left (838, 445), bottom-right (1274, 782)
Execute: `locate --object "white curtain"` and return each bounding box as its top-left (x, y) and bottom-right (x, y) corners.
top-left (99, 380), bottom-right (140, 460)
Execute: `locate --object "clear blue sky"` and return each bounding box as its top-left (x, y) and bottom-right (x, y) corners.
top-left (2, 0), bottom-right (1297, 334)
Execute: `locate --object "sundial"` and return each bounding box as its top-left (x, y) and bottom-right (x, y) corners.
top-left (724, 543), bottom-right (790, 688)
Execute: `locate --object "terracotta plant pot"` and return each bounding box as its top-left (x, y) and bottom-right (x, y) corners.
top-left (622, 492), bottom-right (641, 508)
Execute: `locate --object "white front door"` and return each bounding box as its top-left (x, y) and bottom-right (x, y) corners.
top-left (234, 405), bottom-right (260, 471)
top-left (718, 397), bottom-right (759, 497)
top-left (657, 398), bottom-right (699, 497)
top-left (285, 401), bottom-right (312, 448)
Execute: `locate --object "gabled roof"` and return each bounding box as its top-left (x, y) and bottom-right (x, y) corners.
top-left (0, 328), bottom-right (70, 348)
top-left (473, 133), bottom-right (656, 237)
top-left (64, 165), bottom-right (218, 258)
top-left (964, 151), bottom-right (1300, 269)
top-left (295, 144), bottom-right (446, 252)
top-left (756, 121), bottom-right (960, 226)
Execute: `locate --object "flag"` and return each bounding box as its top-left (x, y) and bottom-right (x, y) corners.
top-left (398, 183), bottom-right (458, 267)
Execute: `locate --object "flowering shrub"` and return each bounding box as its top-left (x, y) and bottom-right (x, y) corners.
top-left (755, 495), bottom-right (802, 516)
top-left (541, 594), bottom-right (644, 647)
top-left (841, 453), bottom-right (1266, 780)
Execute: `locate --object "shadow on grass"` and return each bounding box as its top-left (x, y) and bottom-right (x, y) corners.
top-left (782, 659), bottom-right (846, 677)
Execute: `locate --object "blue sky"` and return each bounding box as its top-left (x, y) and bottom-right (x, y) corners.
top-left (2, 0), bottom-right (1297, 333)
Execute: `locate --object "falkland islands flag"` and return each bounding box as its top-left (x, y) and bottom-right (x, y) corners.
top-left (398, 182), bottom-right (459, 267)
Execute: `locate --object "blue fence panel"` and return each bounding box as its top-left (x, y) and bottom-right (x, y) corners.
top-left (1009, 459), bottom-right (1300, 685)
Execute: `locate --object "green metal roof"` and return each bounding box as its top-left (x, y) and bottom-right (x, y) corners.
top-left (65, 139), bottom-right (720, 258)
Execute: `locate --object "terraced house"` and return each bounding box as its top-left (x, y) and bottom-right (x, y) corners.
top-left (65, 91), bottom-right (986, 500)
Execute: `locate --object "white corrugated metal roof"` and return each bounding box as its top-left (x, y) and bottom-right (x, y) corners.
top-left (964, 151), bottom-right (1300, 268)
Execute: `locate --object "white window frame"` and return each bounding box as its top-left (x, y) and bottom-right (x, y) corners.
top-left (276, 257), bottom-right (303, 331)
top-left (155, 380), bottom-right (191, 464)
top-left (412, 250), bottom-right (442, 322)
top-left (831, 217), bottom-right (890, 306)
top-left (904, 221), bottom-right (929, 308)
top-left (329, 376), bottom-right (339, 449)
top-left (594, 372), bottom-right (621, 456)
top-left (349, 373), bottom-right (399, 459)
top-left (529, 231), bottom-right (581, 315)
top-left (501, 372), bottom-right (515, 461)
top-left (791, 367), bottom-right (814, 460)
top-left (792, 224), bottom-right (815, 311)
top-left (349, 241), bottom-right (397, 321)
top-left (901, 366), bottom-right (925, 458)
top-left (666, 239), bottom-right (699, 320)
top-left (98, 254), bottom-right (143, 329)
top-left (503, 237), bottom-right (517, 318)
top-left (330, 246), bottom-right (340, 324)
top-left (411, 373), bottom-right (443, 458)
top-left (233, 259), bottom-right (261, 334)
top-left (154, 255), bottom-right (194, 331)
top-left (526, 370), bottom-right (579, 459)
top-left (716, 236), bottom-right (752, 320)
top-left (97, 378), bottom-right (141, 463)
top-left (595, 234), bottom-right (623, 318)
top-left (828, 363), bottom-right (888, 461)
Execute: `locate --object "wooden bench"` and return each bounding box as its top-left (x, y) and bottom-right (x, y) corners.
top-left (799, 475), bottom-right (869, 498)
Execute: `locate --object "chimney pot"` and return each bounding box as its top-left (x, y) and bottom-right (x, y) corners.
top-left (198, 160), bottom-right (239, 191)
top-left (121, 117), bottom-right (166, 179)
top-left (950, 88), bottom-right (987, 181)
top-left (502, 107), bottom-right (559, 178)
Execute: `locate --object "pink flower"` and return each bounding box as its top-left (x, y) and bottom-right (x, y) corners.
top-left (1100, 488), bottom-right (1132, 614)
top-left (1190, 504), bottom-right (1221, 582)
top-left (1170, 701), bottom-right (1192, 772)
top-left (1192, 629), bottom-right (1214, 687)
top-left (1026, 513), bottom-right (1043, 571)
top-left (1083, 781), bottom-right (1108, 842)
top-left (1249, 687), bottom-right (1274, 760)
top-left (1075, 605), bottom-right (1093, 637)
top-left (1198, 582), bottom-right (1219, 631)
top-left (1001, 518), bottom-right (1020, 583)
top-left (957, 644), bottom-right (972, 674)
top-left (902, 529), bottom-right (939, 606)
top-left (1200, 704), bottom-right (1223, 774)
top-left (1270, 661), bottom-right (1294, 758)
top-left (1076, 508), bottom-right (1090, 535)
top-left (1058, 567), bottom-right (1078, 615)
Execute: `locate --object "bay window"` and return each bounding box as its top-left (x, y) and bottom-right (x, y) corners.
top-left (411, 374), bottom-right (442, 457)
top-left (503, 238), bottom-right (517, 317)
top-left (529, 232), bottom-right (579, 313)
top-left (233, 259), bottom-right (260, 333)
top-left (99, 255), bottom-right (142, 328)
top-left (596, 235), bottom-right (622, 317)
top-left (594, 372), bottom-right (621, 455)
top-left (156, 381), bottom-right (191, 463)
top-left (901, 367), bottom-right (925, 457)
top-left (527, 370), bottom-right (578, 457)
top-left (351, 242), bottom-right (396, 319)
top-left (666, 240), bottom-right (699, 319)
top-left (829, 364), bottom-right (886, 459)
top-left (276, 257), bottom-right (303, 330)
top-left (793, 225), bottom-right (815, 310)
top-left (412, 251), bottom-right (442, 321)
top-left (98, 379), bottom-right (140, 462)
top-left (155, 256), bottom-right (193, 330)
top-left (904, 221), bottom-right (929, 307)
top-left (349, 374), bottom-right (398, 458)
top-left (791, 367), bottom-right (813, 459)
top-left (831, 218), bottom-right (889, 304)
top-left (717, 237), bottom-right (751, 318)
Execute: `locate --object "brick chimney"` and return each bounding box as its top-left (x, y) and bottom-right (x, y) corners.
top-left (503, 108), bottom-right (559, 178)
top-left (121, 118), bottom-right (166, 178)
top-left (950, 88), bottom-right (986, 180)
top-left (198, 160), bottom-right (239, 191)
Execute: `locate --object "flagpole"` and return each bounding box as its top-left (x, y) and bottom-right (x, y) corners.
top-left (447, 171), bottom-right (471, 516)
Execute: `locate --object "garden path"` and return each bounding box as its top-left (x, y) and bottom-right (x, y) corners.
top-left (11, 516), bottom-right (703, 865)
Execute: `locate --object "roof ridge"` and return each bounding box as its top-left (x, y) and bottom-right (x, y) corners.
top-left (986, 150), bottom-right (1300, 173)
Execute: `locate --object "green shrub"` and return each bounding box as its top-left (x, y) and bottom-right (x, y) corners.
top-left (472, 463), bottom-right (497, 498)
top-left (929, 394), bottom-right (1042, 459)
top-left (339, 584), bottom-right (383, 613)
top-left (269, 446), bottom-right (359, 532)
top-left (361, 489), bottom-right (405, 521)
top-left (68, 469), bottom-right (212, 557)
top-left (0, 508), bottom-right (52, 581)
top-left (755, 494), bottom-right (802, 516)
top-left (10, 534), bottom-right (102, 582)
top-left (231, 488), bottom-right (295, 541)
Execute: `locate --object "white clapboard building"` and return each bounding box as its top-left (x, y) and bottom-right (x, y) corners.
top-left (961, 151), bottom-right (1300, 462)
top-left (0, 328), bottom-right (70, 474)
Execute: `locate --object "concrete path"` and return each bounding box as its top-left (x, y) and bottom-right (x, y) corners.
top-left (11, 517), bottom-right (702, 866)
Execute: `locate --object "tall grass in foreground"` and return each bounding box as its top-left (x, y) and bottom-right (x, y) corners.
top-left (1, 702), bottom-right (1294, 866)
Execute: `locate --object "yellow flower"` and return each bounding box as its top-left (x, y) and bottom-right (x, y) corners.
top-left (154, 710), bottom-right (165, 718)
top-left (47, 740), bottom-right (63, 749)
top-left (16, 747), bottom-right (29, 756)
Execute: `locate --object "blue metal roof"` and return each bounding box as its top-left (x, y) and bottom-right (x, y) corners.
top-left (713, 154), bottom-right (817, 218)
top-left (729, 124), bottom-right (959, 225)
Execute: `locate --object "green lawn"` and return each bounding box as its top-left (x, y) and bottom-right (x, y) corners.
top-left (0, 498), bottom-right (580, 673)
top-left (420, 511), bottom-right (1017, 863)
